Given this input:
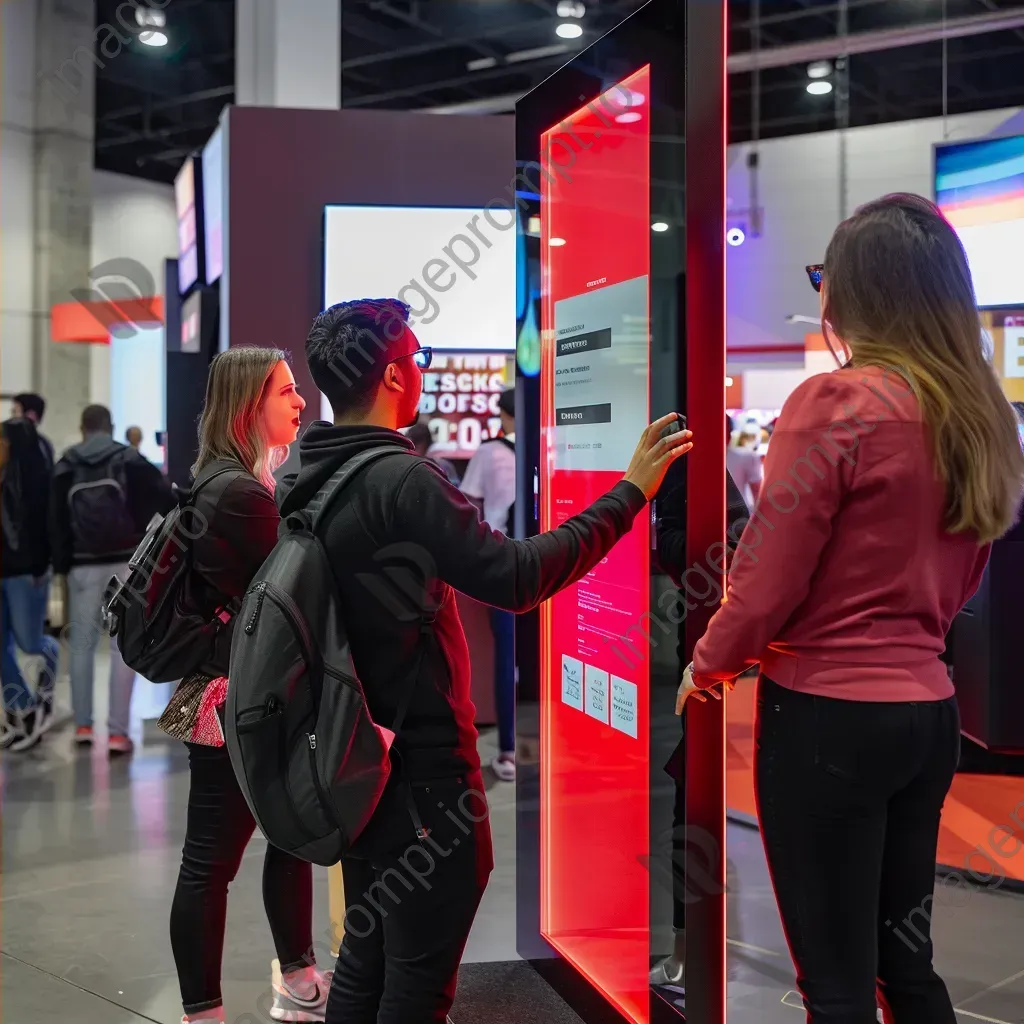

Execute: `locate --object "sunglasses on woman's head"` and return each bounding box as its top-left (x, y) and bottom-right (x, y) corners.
top-left (393, 347), bottom-right (433, 370)
top-left (806, 264), bottom-right (824, 293)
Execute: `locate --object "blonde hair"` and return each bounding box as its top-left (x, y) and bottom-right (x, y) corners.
top-left (824, 194), bottom-right (1024, 543)
top-left (192, 346), bottom-right (289, 492)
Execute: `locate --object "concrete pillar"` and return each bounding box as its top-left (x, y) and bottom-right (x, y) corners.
top-left (1, 0), bottom-right (38, 401)
top-left (32, 0), bottom-right (95, 450)
top-left (236, 0), bottom-right (340, 109)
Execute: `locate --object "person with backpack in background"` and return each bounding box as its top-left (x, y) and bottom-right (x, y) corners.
top-left (51, 404), bottom-right (173, 754)
top-left (460, 386), bottom-right (517, 782)
top-left (271, 298), bottom-right (691, 1024)
top-left (152, 347), bottom-right (326, 1024)
top-left (1, 414), bottom-right (58, 751)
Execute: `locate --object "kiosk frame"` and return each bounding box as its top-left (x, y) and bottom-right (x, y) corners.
top-left (514, 2), bottom-right (727, 1022)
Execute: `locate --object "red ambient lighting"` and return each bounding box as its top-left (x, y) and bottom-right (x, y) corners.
top-left (539, 65), bottom-right (652, 1024)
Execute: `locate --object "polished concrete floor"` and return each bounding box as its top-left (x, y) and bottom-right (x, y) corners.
top-left (3, 660), bottom-right (1023, 1024)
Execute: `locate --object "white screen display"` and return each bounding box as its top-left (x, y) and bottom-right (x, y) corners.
top-left (322, 204), bottom-right (516, 422)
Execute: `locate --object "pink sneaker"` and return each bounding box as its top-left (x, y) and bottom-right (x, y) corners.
top-left (108, 734), bottom-right (134, 756)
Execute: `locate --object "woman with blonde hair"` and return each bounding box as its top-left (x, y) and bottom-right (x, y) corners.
top-left (160, 347), bottom-right (329, 1024)
top-left (680, 194), bottom-right (1024, 1022)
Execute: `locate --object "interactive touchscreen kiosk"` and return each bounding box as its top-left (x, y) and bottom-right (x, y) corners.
top-left (515, 2), bottom-right (727, 1022)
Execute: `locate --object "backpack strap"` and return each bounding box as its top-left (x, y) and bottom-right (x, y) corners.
top-left (301, 447), bottom-right (407, 534)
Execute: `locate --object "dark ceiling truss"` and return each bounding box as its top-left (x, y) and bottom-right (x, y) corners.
top-left (93, 0), bottom-right (1024, 183)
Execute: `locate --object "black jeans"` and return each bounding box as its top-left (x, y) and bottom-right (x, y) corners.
top-left (170, 743), bottom-right (314, 1014)
top-left (756, 676), bottom-right (959, 1024)
top-left (326, 770), bottom-right (493, 1024)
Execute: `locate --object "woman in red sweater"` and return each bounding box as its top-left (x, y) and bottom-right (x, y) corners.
top-left (682, 194), bottom-right (1024, 1023)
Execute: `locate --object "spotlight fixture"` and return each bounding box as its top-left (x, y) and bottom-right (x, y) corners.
top-left (726, 227), bottom-right (746, 246)
top-left (651, 221), bottom-right (670, 233)
top-left (136, 6), bottom-right (168, 46)
top-left (549, 236), bottom-right (567, 247)
top-left (556, 1), bottom-right (586, 17)
top-left (616, 111), bottom-right (642, 124)
top-left (806, 80), bottom-right (833, 96)
top-left (556, 22), bottom-right (583, 39)
top-left (806, 60), bottom-right (833, 80)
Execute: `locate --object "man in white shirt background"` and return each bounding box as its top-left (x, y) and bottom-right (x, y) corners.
top-left (461, 387), bottom-right (517, 781)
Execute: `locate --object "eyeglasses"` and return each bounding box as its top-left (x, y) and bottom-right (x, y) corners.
top-left (393, 347), bottom-right (433, 370)
top-left (806, 264), bottom-right (824, 293)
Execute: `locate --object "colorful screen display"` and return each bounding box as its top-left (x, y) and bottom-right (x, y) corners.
top-left (936, 134), bottom-right (1024, 308)
top-left (539, 66), bottom-right (652, 1024)
top-left (419, 351), bottom-right (514, 458)
top-left (175, 157), bottom-right (199, 294)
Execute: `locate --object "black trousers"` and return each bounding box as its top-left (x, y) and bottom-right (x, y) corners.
top-left (756, 676), bottom-right (959, 1024)
top-left (326, 770), bottom-right (493, 1024)
top-left (170, 743), bottom-right (314, 1014)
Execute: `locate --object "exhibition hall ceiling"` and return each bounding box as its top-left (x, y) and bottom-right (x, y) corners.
top-left (94, 0), bottom-right (1024, 183)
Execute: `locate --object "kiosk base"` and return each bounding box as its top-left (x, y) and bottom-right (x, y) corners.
top-left (451, 962), bottom-right (585, 1023)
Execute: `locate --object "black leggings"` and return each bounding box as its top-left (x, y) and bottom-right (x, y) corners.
top-left (170, 743), bottom-right (314, 1014)
top-left (756, 676), bottom-right (959, 1024)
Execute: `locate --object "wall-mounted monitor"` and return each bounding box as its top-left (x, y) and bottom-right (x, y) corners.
top-left (175, 155), bottom-right (204, 295)
top-left (202, 126), bottom-right (224, 285)
top-left (936, 134), bottom-right (1024, 308)
top-left (322, 204), bottom-right (516, 351)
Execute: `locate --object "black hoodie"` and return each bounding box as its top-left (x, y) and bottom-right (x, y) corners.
top-left (51, 434), bottom-right (174, 573)
top-left (1, 418), bottom-right (52, 578)
top-left (279, 422), bottom-right (647, 778)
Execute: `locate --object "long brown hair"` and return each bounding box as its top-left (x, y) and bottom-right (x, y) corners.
top-left (193, 346), bottom-right (289, 491)
top-left (823, 193), bottom-right (1024, 542)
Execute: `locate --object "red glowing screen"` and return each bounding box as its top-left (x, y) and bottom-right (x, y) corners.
top-left (539, 65), bottom-right (652, 1024)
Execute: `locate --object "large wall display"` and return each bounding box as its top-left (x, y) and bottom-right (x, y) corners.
top-left (936, 134), bottom-right (1024, 308)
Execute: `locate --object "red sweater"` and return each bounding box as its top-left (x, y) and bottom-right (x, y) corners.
top-left (693, 366), bottom-right (990, 702)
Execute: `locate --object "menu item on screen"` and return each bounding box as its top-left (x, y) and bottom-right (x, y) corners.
top-left (561, 654), bottom-right (584, 711)
top-left (584, 663), bottom-right (610, 723)
top-left (610, 676), bottom-right (638, 738)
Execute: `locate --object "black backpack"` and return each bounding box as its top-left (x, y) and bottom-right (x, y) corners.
top-left (104, 463), bottom-right (244, 683)
top-left (68, 447), bottom-right (138, 558)
top-left (226, 447), bottom-right (432, 866)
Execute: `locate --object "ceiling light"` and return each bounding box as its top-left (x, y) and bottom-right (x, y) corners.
top-left (726, 227), bottom-right (746, 246)
top-left (616, 111), bottom-right (642, 124)
top-left (651, 221), bottom-right (669, 233)
top-left (806, 60), bottom-right (832, 80)
top-left (467, 56), bottom-right (497, 71)
top-left (135, 7), bottom-right (166, 28)
top-left (806, 80), bottom-right (833, 96)
top-left (725, 377), bottom-right (734, 387)
top-left (549, 236), bottom-right (567, 247)
top-left (140, 29), bottom-right (168, 46)
top-left (556, 1), bottom-right (586, 17)
top-left (527, 215), bottom-right (541, 235)
top-left (556, 22), bottom-right (583, 39)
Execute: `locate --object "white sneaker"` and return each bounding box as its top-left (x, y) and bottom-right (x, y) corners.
top-left (0, 713), bottom-right (20, 750)
top-left (10, 706), bottom-right (47, 752)
top-left (649, 956), bottom-right (685, 991)
top-left (270, 967), bottom-right (333, 1022)
top-left (491, 752), bottom-right (516, 782)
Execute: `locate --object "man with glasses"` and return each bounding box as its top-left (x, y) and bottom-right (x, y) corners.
top-left (286, 298), bottom-right (692, 1024)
